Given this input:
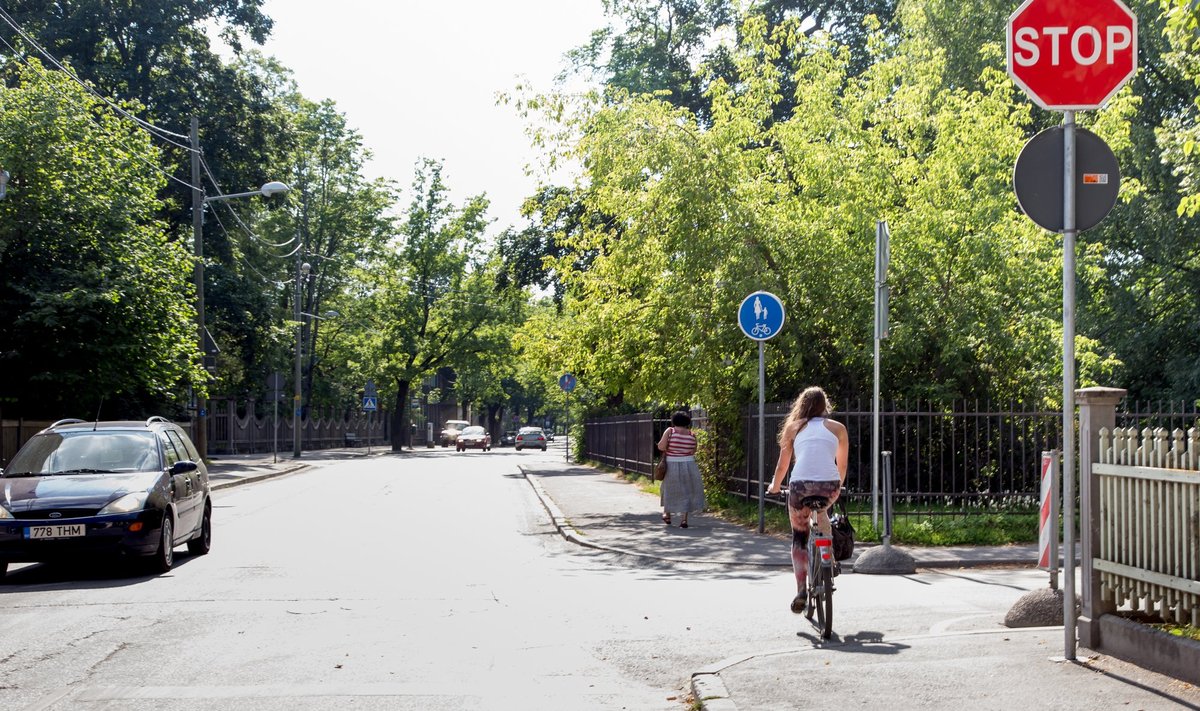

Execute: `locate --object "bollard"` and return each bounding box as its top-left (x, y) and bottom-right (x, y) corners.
top-left (882, 450), bottom-right (894, 545)
top-left (853, 449), bottom-right (916, 575)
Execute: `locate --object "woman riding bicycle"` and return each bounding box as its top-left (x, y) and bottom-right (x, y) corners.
top-left (767, 386), bottom-right (849, 614)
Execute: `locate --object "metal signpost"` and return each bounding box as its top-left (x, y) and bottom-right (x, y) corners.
top-left (559, 373), bottom-right (576, 463)
top-left (1007, 0), bottom-right (1136, 661)
top-left (873, 220), bottom-right (890, 531)
top-left (737, 291), bottom-right (785, 534)
top-left (363, 379), bottom-right (378, 455)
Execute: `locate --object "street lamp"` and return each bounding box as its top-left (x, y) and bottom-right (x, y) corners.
top-left (190, 117), bottom-right (290, 462)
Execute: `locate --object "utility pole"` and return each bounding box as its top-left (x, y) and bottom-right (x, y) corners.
top-left (293, 258), bottom-right (309, 458)
top-left (190, 117), bottom-right (208, 461)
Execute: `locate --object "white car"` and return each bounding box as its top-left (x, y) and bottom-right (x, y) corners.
top-left (515, 427), bottom-right (547, 452)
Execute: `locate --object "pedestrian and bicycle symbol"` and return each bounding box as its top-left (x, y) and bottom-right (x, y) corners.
top-left (738, 291), bottom-right (785, 341)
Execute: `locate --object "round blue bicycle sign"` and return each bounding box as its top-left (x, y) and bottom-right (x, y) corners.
top-left (738, 291), bottom-right (785, 341)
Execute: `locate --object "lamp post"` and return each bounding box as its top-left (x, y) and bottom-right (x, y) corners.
top-left (190, 117), bottom-right (290, 461)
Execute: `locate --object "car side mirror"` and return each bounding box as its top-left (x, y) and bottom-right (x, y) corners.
top-left (170, 461), bottom-right (198, 475)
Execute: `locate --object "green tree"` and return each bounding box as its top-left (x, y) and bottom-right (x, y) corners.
top-left (246, 63), bottom-right (396, 414)
top-left (524, 17), bottom-right (1067, 417)
top-left (0, 61), bottom-right (200, 416)
top-left (351, 160), bottom-right (520, 451)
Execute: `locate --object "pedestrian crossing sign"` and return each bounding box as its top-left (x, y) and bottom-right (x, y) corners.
top-left (362, 396), bottom-right (378, 412)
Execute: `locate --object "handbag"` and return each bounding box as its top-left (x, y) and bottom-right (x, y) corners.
top-left (654, 430), bottom-right (672, 481)
top-left (830, 496), bottom-right (856, 561)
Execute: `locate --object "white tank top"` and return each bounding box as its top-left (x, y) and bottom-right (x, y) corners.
top-left (790, 417), bottom-right (840, 482)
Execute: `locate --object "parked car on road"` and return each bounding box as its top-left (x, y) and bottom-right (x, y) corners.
top-left (515, 426), bottom-right (547, 452)
top-left (439, 420), bottom-right (471, 447)
top-left (0, 417), bottom-right (212, 579)
top-left (499, 431), bottom-right (517, 447)
top-left (456, 426), bottom-right (492, 452)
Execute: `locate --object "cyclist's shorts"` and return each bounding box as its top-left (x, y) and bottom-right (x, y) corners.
top-left (787, 479), bottom-right (840, 512)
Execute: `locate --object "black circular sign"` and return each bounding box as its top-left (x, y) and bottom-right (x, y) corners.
top-left (1013, 126), bottom-right (1120, 233)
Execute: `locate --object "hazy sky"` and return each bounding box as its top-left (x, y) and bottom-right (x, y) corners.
top-left (251, 1), bottom-right (608, 232)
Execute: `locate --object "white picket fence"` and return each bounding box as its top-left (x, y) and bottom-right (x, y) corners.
top-left (1094, 426), bottom-right (1200, 625)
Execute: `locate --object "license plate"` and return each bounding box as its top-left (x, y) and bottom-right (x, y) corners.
top-left (25, 524), bottom-right (86, 539)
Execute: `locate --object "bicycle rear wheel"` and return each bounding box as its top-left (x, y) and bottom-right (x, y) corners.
top-left (814, 565), bottom-right (833, 639)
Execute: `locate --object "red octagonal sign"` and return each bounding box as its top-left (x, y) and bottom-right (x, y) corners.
top-left (1007, 0), bottom-right (1137, 110)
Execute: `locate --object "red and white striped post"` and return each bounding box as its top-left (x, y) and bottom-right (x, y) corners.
top-left (1038, 450), bottom-right (1060, 588)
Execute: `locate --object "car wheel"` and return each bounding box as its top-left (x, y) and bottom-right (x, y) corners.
top-left (541, 446), bottom-right (547, 451)
top-left (187, 502), bottom-right (212, 556)
top-left (516, 446), bottom-right (522, 451)
top-left (150, 514), bottom-right (174, 573)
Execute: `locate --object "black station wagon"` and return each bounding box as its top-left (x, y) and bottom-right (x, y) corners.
top-left (0, 417), bottom-right (212, 579)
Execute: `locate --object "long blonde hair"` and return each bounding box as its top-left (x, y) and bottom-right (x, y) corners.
top-left (778, 386), bottom-right (832, 444)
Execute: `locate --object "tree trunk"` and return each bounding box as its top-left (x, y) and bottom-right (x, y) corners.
top-left (391, 379), bottom-right (411, 452)
top-left (486, 403), bottom-right (502, 440)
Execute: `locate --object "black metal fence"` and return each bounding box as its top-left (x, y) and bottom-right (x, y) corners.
top-left (739, 399), bottom-right (1062, 515)
top-left (584, 397), bottom-right (1200, 519)
top-left (584, 410), bottom-right (712, 478)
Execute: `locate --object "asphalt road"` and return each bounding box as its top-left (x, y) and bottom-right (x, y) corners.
top-left (4, 446), bottom-right (1191, 710)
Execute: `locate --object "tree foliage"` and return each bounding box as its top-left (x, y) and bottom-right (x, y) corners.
top-left (523, 18), bottom-right (1074, 415)
top-left (0, 62), bottom-right (199, 416)
top-left (345, 160), bottom-right (521, 450)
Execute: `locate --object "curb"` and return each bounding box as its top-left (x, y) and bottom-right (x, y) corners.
top-left (210, 463), bottom-right (308, 491)
top-left (517, 465), bottom-right (790, 568)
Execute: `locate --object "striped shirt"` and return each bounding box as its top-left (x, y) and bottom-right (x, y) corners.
top-left (664, 427), bottom-right (697, 457)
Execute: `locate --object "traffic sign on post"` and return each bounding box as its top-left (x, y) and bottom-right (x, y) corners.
top-left (362, 396), bottom-right (377, 412)
top-left (737, 291), bottom-right (785, 341)
top-left (1007, 0), bottom-right (1137, 110)
top-left (559, 373), bottom-right (577, 393)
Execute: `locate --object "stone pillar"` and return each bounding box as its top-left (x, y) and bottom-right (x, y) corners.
top-left (1076, 386), bottom-right (1125, 649)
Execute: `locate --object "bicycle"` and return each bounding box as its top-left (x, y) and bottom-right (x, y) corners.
top-left (798, 494), bottom-right (836, 639)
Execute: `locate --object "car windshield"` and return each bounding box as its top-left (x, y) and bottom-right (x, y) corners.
top-left (518, 427), bottom-right (542, 435)
top-left (3, 431), bottom-right (159, 476)
top-left (461, 426), bottom-right (486, 436)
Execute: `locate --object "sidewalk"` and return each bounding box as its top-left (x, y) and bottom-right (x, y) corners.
top-left (519, 461), bottom-right (1041, 569)
top-left (515, 460), bottom-right (1200, 711)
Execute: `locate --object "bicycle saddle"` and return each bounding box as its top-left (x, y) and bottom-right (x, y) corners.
top-left (798, 495), bottom-right (830, 510)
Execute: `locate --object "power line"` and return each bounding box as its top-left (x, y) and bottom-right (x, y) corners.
top-left (0, 33), bottom-right (201, 192)
top-left (0, 8), bottom-right (197, 151)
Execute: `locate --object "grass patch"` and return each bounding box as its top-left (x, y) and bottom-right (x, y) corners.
top-left (1151, 623), bottom-right (1200, 642)
top-left (595, 461), bottom-right (1038, 546)
top-left (705, 491), bottom-right (1037, 546)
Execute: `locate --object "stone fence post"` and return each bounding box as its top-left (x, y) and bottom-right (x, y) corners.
top-left (1076, 386), bottom-right (1125, 649)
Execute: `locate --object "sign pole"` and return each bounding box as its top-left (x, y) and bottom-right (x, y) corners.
top-left (1062, 110), bottom-right (1078, 662)
top-left (873, 220), bottom-right (889, 531)
top-left (559, 373), bottom-right (577, 463)
top-left (737, 291), bottom-right (785, 535)
top-left (757, 340), bottom-right (766, 534)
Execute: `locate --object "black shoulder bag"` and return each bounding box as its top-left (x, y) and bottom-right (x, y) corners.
top-left (830, 495), bottom-right (856, 561)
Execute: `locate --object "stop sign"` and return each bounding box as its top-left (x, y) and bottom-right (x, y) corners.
top-left (1007, 0), bottom-right (1137, 110)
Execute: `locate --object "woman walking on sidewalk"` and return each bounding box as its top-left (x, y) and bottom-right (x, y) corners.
top-left (767, 387), bottom-right (849, 613)
top-left (658, 411), bottom-right (704, 528)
